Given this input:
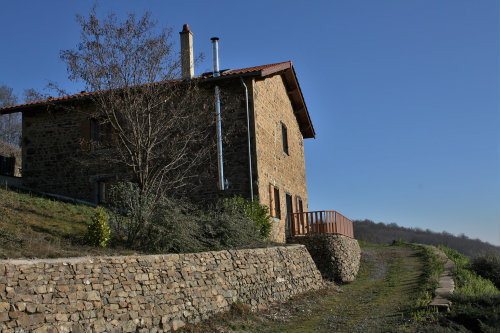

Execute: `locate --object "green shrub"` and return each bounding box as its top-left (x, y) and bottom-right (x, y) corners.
top-left (471, 253), bottom-right (500, 289)
top-left (222, 196), bottom-right (272, 239)
top-left (391, 238), bottom-right (409, 246)
top-left (438, 245), bottom-right (499, 296)
top-left (107, 182), bottom-right (156, 247)
top-left (141, 198), bottom-right (204, 253)
top-left (199, 198), bottom-right (264, 250)
top-left (448, 293), bottom-right (500, 333)
top-left (107, 184), bottom-right (268, 253)
top-left (85, 207), bottom-right (111, 247)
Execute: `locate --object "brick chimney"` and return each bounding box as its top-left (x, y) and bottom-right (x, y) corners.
top-left (179, 24), bottom-right (194, 79)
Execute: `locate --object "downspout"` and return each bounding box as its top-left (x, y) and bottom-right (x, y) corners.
top-left (211, 37), bottom-right (225, 190)
top-left (240, 77), bottom-right (254, 201)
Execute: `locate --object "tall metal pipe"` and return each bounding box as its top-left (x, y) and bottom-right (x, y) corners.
top-left (211, 37), bottom-right (224, 190)
top-left (240, 77), bottom-right (253, 201)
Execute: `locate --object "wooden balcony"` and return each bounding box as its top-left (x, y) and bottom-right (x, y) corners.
top-left (288, 211), bottom-right (354, 238)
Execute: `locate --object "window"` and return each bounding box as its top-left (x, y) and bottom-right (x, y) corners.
top-left (96, 179), bottom-right (118, 204)
top-left (274, 187), bottom-right (281, 218)
top-left (90, 119), bottom-right (113, 148)
top-left (281, 122), bottom-right (289, 155)
top-left (269, 184), bottom-right (281, 219)
top-left (98, 181), bottom-right (107, 204)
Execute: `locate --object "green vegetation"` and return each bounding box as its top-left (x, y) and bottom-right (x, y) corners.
top-left (410, 245), bottom-right (443, 321)
top-left (107, 182), bottom-right (273, 254)
top-left (435, 246), bottom-right (500, 332)
top-left (0, 187), bottom-right (135, 258)
top-left (0, 186), bottom-right (274, 259)
top-left (85, 207), bottom-right (111, 247)
top-left (222, 196), bottom-right (272, 238)
top-left (470, 253), bottom-right (500, 289)
top-left (438, 245), bottom-right (499, 296)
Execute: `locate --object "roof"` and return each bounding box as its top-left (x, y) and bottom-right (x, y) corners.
top-left (1, 61), bottom-right (315, 138)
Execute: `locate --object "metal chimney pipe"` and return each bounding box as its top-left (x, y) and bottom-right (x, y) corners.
top-left (211, 37), bottom-right (224, 190)
top-left (211, 37), bottom-right (220, 77)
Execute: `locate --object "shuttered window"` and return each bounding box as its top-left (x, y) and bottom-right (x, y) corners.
top-left (269, 184), bottom-right (281, 219)
top-left (81, 118), bottom-right (114, 151)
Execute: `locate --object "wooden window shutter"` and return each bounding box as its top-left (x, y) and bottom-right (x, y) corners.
top-left (269, 184), bottom-right (275, 218)
top-left (80, 119), bottom-right (91, 151)
top-left (274, 187), bottom-right (281, 219)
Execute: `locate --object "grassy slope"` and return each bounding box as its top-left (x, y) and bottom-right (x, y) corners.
top-left (0, 187), bottom-right (134, 258)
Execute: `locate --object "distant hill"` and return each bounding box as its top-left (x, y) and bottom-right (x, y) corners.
top-left (354, 219), bottom-right (500, 257)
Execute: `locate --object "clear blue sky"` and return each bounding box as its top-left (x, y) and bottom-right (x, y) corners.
top-left (1, 0), bottom-right (499, 246)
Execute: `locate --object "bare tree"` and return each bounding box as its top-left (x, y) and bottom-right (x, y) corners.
top-left (60, 9), bottom-right (216, 202)
top-left (23, 88), bottom-right (45, 103)
top-left (0, 85), bottom-right (21, 148)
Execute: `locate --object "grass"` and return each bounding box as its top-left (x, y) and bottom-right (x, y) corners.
top-left (433, 245), bottom-right (500, 332)
top-left (409, 244), bottom-right (444, 321)
top-left (0, 187), bottom-right (136, 258)
top-left (182, 243), bottom-right (442, 333)
top-left (438, 245), bottom-right (499, 296)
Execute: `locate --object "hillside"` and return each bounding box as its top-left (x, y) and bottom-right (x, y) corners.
top-left (354, 219), bottom-right (500, 257)
top-left (0, 187), bottom-right (135, 258)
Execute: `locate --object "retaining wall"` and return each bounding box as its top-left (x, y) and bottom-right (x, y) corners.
top-left (0, 244), bottom-right (323, 333)
top-left (290, 234), bottom-right (361, 282)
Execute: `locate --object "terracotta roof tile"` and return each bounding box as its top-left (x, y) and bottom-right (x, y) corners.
top-left (0, 61), bottom-right (292, 112)
top-left (0, 60), bottom-right (314, 138)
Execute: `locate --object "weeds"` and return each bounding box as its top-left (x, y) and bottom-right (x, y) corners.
top-left (436, 245), bottom-right (500, 332)
top-left (408, 245), bottom-right (443, 322)
top-left (438, 245), bottom-right (499, 296)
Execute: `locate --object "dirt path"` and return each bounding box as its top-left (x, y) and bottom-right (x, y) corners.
top-left (186, 245), bottom-right (427, 333)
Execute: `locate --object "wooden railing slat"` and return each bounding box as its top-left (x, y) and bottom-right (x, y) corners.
top-left (288, 210), bottom-right (353, 239)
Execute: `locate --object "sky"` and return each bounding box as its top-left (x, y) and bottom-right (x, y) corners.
top-left (1, 0), bottom-right (499, 246)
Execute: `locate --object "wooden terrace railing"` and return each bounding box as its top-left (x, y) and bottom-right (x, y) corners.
top-left (288, 211), bottom-right (354, 238)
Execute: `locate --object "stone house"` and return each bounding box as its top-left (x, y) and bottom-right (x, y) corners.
top-left (0, 25), bottom-right (315, 242)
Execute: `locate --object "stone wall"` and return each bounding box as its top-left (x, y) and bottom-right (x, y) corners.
top-left (290, 234), bottom-right (361, 282)
top-left (0, 245), bottom-right (323, 333)
top-left (253, 75), bottom-right (309, 243)
top-left (22, 103), bottom-right (100, 202)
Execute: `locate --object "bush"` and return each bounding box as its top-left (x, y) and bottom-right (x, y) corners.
top-left (448, 293), bottom-right (500, 333)
top-left (471, 253), bottom-right (500, 289)
top-left (85, 207), bottom-right (111, 247)
top-left (198, 198), bottom-right (264, 250)
top-left (107, 183), bottom-right (268, 253)
top-left (140, 198), bottom-right (205, 253)
top-left (438, 245), bottom-right (499, 296)
top-left (222, 196), bottom-right (272, 239)
top-left (107, 182), bottom-right (156, 247)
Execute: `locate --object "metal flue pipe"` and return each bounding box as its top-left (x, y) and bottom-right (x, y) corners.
top-left (240, 77), bottom-right (253, 201)
top-left (211, 37), bottom-right (225, 190)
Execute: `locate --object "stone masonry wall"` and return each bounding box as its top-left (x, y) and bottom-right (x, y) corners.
top-left (20, 81), bottom-right (256, 206)
top-left (290, 235), bottom-right (361, 283)
top-left (0, 245), bottom-right (323, 333)
top-left (252, 75), bottom-right (309, 243)
top-left (22, 104), bottom-right (96, 202)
